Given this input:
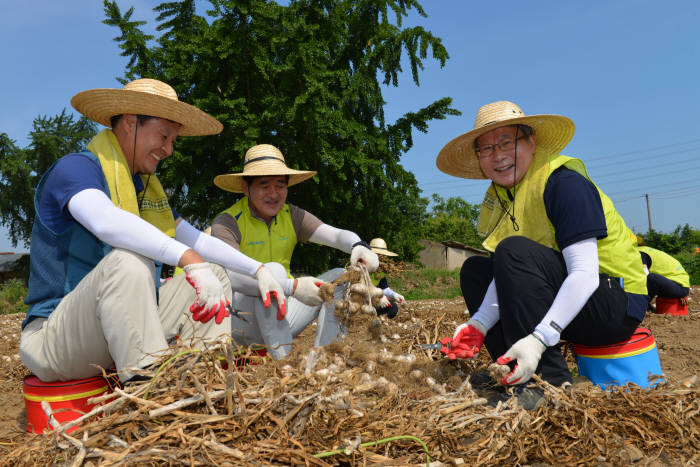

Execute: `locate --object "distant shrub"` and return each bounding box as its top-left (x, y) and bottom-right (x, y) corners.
top-left (675, 251), bottom-right (699, 286)
top-left (0, 278), bottom-right (28, 315)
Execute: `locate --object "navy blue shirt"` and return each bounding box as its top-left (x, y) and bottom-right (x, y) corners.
top-left (38, 153), bottom-right (179, 234)
top-left (543, 166), bottom-right (647, 319)
top-left (543, 167), bottom-right (607, 250)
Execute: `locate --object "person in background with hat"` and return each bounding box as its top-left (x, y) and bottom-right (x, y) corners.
top-left (20, 79), bottom-right (287, 384)
top-left (435, 101), bottom-right (648, 408)
top-left (369, 238), bottom-right (406, 319)
top-left (635, 237), bottom-right (690, 310)
top-left (211, 144), bottom-right (380, 359)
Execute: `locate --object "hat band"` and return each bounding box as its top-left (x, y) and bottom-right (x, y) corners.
top-left (244, 156), bottom-right (284, 166)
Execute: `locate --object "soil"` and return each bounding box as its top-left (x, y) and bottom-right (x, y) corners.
top-left (0, 288), bottom-right (698, 461)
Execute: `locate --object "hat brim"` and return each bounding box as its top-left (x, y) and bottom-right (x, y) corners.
top-left (71, 88), bottom-right (223, 136)
top-left (436, 114), bottom-right (575, 179)
top-left (214, 169), bottom-right (317, 193)
top-left (371, 247), bottom-right (398, 257)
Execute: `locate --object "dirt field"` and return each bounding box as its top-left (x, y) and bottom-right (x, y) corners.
top-left (0, 288), bottom-right (698, 464)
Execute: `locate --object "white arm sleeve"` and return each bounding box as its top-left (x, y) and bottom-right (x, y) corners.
top-left (534, 237), bottom-right (600, 346)
top-left (308, 223), bottom-right (361, 254)
top-left (68, 189), bottom-right (189, 266)
top-left (175, 219), bottom-right (263, 276)
top-left (471, 279), bottom-right (500, 331)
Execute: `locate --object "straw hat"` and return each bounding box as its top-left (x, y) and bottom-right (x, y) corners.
top-left (70, 78), bottom-right (223, 136)
top-left (436, 101), bottom-right (575, 179)
top-left (214, 144), bottom-right (316, 193)
top-left (370, 238), bottom-right (397, 257)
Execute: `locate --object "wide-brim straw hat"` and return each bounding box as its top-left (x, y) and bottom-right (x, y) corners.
top-left (214, 144), bottom-right (316, 193)
top-left (436, 101), bottom-right (575, 179)
top-left (70, 78), bottom-right (223, 136)
top-left (370, 238), bottom-right (397, 257)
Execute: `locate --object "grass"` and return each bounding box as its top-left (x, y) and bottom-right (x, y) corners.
top-left (381, 266), bottom-right (462, 300)
top-left (0, 278), bottom-right (28, 315)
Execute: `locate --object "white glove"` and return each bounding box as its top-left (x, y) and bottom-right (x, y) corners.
top-left (377, 296), bottom-right (391, 308)
top-left (183, 262), bottom-right (230, 324)
top-left (497, 333), bottom-right (547, 385)
top-left (255, 266), bottom-right (287, 320)
top-left (350, 243), bottom-right (379, 272)
top-left (293, 276), bottom-right (325, 307)
top-left (384, 286), bottom-right (405, 303)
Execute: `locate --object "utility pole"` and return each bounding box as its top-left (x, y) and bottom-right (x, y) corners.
top-left (645, 193), bottom-right (653, 232)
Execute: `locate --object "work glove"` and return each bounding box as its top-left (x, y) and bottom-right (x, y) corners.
top-left (376, 296), bottom-right (399, 319)
top-left (183, 262), bottom-right (231, 325)
top-left (442, 319), bottom-right (486, 360)
top-left (497, 333), bottom-right (547, 385)
top-left (383, 287), bottom-right (405, 304)
top-left (255, 266), bottom-right (287, 320)
top-left (377, 296), bottom-right (391, 309)
top-left (293, 276), bottom-right (325, 307)
top-left (350, 243), bottom-right (379, 273)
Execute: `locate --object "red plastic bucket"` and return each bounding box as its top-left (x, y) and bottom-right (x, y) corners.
top-left (571, 328), bottom-right (663, 389)
top-left (655, 297), bottom-right (688, 316)
top-left (24, 375), bottom-right (111, 433)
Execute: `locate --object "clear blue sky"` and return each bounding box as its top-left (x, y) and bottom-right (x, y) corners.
top-left (2, 0), bottom-right (699, 253)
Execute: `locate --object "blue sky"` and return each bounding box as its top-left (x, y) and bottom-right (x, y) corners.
top-left (2, 0), bottom-right (699, 253)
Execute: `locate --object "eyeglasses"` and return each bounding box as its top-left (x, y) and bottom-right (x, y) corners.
top-left (475, 135), bottom-right (528, 159)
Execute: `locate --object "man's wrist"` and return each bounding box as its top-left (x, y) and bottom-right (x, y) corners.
top-left (352, 240), bottom-right (370, 249)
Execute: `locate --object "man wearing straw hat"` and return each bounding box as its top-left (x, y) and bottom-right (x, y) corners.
top-left (212, 144), bottom-right (380, 359)
top-left (435, 101), bottom-right (648, 407)
top-left (636, 238), bottom-right (690, 310)
top-left (20, 79), bottom-right (287, 383)
top-left (369, 237), bottom-right (406, 319)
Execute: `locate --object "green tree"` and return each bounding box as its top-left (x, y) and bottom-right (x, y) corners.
top-left (639, 224), bottom-right (700, 285)
top-left (421, 193), bottom-right (481, 249)
top-left (641, 224), bottom-right (700, 255)
top-left (0, 111), bottom-right (97, 248)
top-left (103, 0), bottom-right (459, 271)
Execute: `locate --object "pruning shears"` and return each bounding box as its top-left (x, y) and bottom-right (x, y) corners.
top-left (227, 304), bottom-right (248, 323)
top-left (417, 337), bottom-right (453, 352)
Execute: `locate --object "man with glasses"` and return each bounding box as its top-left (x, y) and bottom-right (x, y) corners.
top-left (435, 101), bottom-right (648, 409)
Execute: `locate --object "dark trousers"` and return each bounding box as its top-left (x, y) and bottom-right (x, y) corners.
top-left (647, 273), bottom-right (689, 299)
top-left (460, 236), bottom-right (640, 386)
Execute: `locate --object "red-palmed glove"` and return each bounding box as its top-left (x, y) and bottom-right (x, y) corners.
top-left (183, 262), bottom-right (230, 324)
top-left (350, 243), bottom-right (379, 273)
top-left (293, 276), bottom-right (325, 307)
top-left (497, 333), bottom-right (547, 385)
top-left (442, 319), bottom-right (486, 360)
top-left (255, 266), bottom-right (287, 320)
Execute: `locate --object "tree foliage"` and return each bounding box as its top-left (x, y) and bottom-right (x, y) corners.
top-left (638, 224), bottom-right (700, 285)
top-left (0, 111), bottom-right (97, 248)
top-left (420, 194), bottom-right (481, 249)
top-left (102, 0), bottom-right (459, 271)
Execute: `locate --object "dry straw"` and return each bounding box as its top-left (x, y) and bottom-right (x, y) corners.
top-left (5, 289), bottom-right (699, 465)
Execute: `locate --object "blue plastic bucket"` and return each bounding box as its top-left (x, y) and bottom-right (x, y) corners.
top-left (571, 327), bottom-right (662, 390)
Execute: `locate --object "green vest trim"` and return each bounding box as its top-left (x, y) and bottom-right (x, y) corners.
top-left (477, 153), bottom-right (647, 295)
top-left (221, 197), bottom-right (297, 277)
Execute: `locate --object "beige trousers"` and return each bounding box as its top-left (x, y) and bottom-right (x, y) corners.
top-left (20, 249), bottom-right (232, 382)
top-left (230, 265), bottom-right (346, 359)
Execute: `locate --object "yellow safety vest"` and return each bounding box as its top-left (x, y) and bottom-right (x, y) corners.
top-left (639, 246), bottom-right (690, 287)
top-left (220, 197), bottom-right (297, 277)
top-left (477, 151), bottom-right (647, 295)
